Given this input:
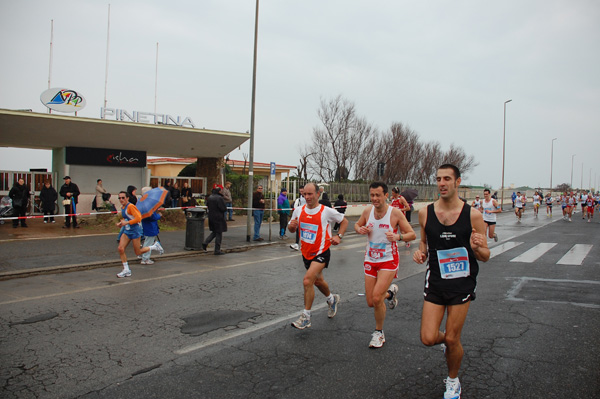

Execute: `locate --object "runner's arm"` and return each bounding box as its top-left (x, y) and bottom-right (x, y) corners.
top-left (354, 206), bottom-right (372, 235)
top-left (390, 208), bottom-right (416, 243)
top-left (413, 207), bottom-right (428, 264)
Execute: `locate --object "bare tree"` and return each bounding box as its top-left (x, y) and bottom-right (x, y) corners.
top-left (297, 144), bottom-right (313, 180)
top-left (307, 95), bottom-right (375, 182)
top-left (440, 143), bottom-right (478, 180)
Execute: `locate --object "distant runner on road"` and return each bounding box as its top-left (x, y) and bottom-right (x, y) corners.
top-left (413, 164), bottom-right (490, 399)
top-left (481, 188), bottom-right (501, 242)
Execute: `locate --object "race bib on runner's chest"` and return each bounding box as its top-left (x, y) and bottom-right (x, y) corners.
top-left (300, 222), bottom-right (318, 244)
top-left (367, 242), bottom-right (386, 260)
top-left (437, 247), bottom-right (470, 279)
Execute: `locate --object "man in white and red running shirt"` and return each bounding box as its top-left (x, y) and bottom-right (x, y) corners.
top-left (287, 183), bottom-right (349, 330)
top-left (355, 181), bottom-right (415, 348)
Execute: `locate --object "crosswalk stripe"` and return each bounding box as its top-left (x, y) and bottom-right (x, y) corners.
top-left (557, 244), bottom-right (593, 265)
top-left (490, 241), bottom-right (523, 259)
top-left (510, 243), bottom-right (557, 263)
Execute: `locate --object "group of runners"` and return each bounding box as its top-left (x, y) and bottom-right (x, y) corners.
top-left (503, 190), bottom-right (599, 223)
top-left (288, 164), bottom-right (489, 399)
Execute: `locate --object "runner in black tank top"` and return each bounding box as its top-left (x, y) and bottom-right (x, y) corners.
top-left (413, 164), bottom-right (489, 399)
top-left (425, 202), bottom-right (479, 298)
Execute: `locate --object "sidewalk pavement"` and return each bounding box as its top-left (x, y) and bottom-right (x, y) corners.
top-left (0, 214), bottom-right (374, 280)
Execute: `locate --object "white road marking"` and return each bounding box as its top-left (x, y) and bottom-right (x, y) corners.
top-left (510, 243), bottom-right (557, 263)
top-left (557, 244), bottom-right (593, 265)
top-left (490, 241), bottom-right (524, 258)
top-left (174, 302), bottom-right (328, 355)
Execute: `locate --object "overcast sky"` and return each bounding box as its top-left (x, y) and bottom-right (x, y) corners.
top-left (1, 0), bottom-right (599, 189)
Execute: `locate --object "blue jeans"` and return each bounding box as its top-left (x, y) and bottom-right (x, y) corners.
top-left (172, 199), bottom-right (179, 208)
top-left (225, 202), bottom-right (233, 220)
top-left (142, 235), bottom-right (157, 261)
top-left (253, 210), bottom-right (264, 240)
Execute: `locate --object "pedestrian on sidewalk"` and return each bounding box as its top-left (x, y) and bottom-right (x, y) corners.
top-left (95, 179), bottom-right (109, 211)
top-left (181, 181), bottom-right (193, 209)
top-left (413, 164), bottom-right (489, 399)
top-left (9, 178), bottom-right (30, 228)
top-left (277, 188), bottom-right (290, 239)
top-left (355, 181), bottom-right (415, 348)
top-left (59, 176), bottom-right (80, 228)
top-left (287, 182), bottom-right (348, 330)
top-left (202, 184), bottom-right (227, 255)
top-left (333, 194), bottom-right (347, 231)
top-left (116, 191), bottom-right (164, 278)
top-left (171, 182), bottom-right (181, 208)
top-left (252, 185), bottom-right (265, 241)
top-left (40, 180), bottom-right (57, 223)
top-left (222, 181), bottom-right (234, 221)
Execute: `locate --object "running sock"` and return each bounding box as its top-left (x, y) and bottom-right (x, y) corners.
top-left (122, 262), bottom-right (130, 271)
top-left (302, 309), bottom-right (311, 318)
top-left (446, 377), bottom-right (459, 384)
top-left (326, 294), bottom-right (334, 304)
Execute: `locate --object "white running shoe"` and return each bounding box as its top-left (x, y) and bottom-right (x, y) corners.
top-left (493, 233), bottom-right (498, 242)
top-left (141, 259), bottom-right (154, 265)
top-left (152, 242), bottom-right (164, 255)
top-left (290, 243), bottom-right (299, 251)
top-left (328, 294), bottom-right (340, 318)
top-left (291, 313), bottom-right (311, 329)
top-left (117, 269), bottom-right (131, 278)
top-left (369, 330), bottom-right (385, 348)
top-left (387, 284), bottom-right (398, 309)
top-left (444, 378), bottom-right (461, 399)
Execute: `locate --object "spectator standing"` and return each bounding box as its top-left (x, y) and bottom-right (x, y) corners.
top-left (202, 184), bottom-right (227, 255)
top-left (9, 178), bottom-right (30, 228)
top-left (40, 180), bottom-right (58, 223)
top-left (252, 185), bottom-right (265, 241)
top-left (318, 186), bottom-right (332, 208)
top-left (171, 182), bottom-right (181, 208)
top-left (181, 182), bottom-right (193, 208)
top-left (333, 194), bottom-right (347, 231)
top-left (59, 176), bottom-right (80, 228)
top-left (163, 181), bottom-right (172, 207)
top-left (222, 181), bottom-right (234, 221)
top-left (277, 188), bottom-right (291, 239)
top-left (95, 179), bottom-right (108, 211)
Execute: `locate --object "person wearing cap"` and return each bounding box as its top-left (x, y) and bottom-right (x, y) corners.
top-left (202, 184), bottom-right (227, 255)
top-left (277, 188), bottom-right (291, 239)
top-left (59, 176), bottom-right (80, 228)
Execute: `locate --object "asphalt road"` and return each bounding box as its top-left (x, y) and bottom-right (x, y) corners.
top-left (1, 208), bottom-right (598, 398)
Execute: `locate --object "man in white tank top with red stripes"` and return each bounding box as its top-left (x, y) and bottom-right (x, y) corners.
top-left (355, 182), bottom-right (415, 348)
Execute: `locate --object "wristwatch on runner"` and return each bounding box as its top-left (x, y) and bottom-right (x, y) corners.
top-left (337, 234), bottom-right (343, 239)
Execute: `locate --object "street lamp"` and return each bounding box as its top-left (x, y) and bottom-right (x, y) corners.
top-left (500, 99), bottom-right (512, 210)
top-left (246, 0), bottom-right (260, 241)
top-left (570, 154), bottom-right (576, 190)
top-left (550, 138), bottom-right (557, 191)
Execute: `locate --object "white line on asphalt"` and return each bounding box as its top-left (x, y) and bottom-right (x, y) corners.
top-left (174, 302), bottom-right (328, 355)
top-left (557, 244), bottom-right (594, 265)
top-left (490, 241), bottom-right (524, 258)
top-left (510, 243), bottom-right (557, 263)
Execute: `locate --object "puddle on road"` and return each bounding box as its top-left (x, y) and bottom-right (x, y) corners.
top-left (181, 310), bottom-right (260, 336)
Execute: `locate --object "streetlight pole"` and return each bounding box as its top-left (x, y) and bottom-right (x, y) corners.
top-left (570, 154), bottom-right (576, 190)
top-left (246, 0), bottom-right (259, 241)
top-left (550, 138), bottom-right (557, 192)
top-left (500, 99), bottom-right (512, 210)
top-left (581, 163), bottom-right (583, 189)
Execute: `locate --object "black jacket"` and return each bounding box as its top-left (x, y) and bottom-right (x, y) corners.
top-left (206, 189), bottom-right (227, 233)
top-left (40, 186), bottom-right (58, 211)
top-left (59, 182), bottom-right (80, 204)
top-left (9, 182), bottom-right (30, 208)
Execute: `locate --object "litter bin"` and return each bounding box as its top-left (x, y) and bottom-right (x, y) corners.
top-left (184, 207), bottom-right (206, 250)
